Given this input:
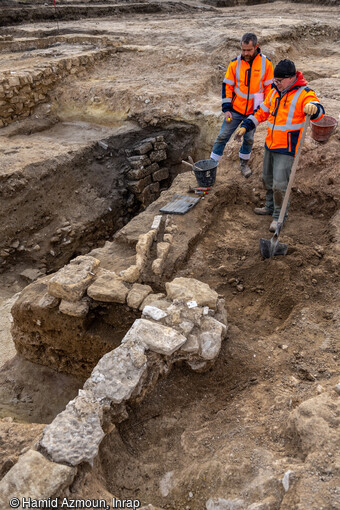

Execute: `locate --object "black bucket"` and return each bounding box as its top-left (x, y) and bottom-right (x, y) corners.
top-left (193, 159), bottom-right (217, 187)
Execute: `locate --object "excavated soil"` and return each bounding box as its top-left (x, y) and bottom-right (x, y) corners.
top-left (0, 0), bottom-right (339, 508)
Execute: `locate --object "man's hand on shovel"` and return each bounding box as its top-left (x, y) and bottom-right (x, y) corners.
top-left (234, 127), bottom-right (246, 141)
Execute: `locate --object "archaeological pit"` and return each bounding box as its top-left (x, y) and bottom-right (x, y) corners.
top-left (0, 1), bottom-right (339, 509)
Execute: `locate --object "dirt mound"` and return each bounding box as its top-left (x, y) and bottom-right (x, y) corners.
top-left (0, 1), bottom-right (205, 27)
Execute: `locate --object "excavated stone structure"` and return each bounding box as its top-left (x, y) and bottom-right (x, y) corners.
top-left (11, 170), bottom-right (225, 377)
top-left (1, 273), bottom-right (227, 507)
top-left (1, 176), bottom-right (228, 506)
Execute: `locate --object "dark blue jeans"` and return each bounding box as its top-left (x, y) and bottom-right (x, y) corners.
top-left (210, 111), bottom-right (255, 161)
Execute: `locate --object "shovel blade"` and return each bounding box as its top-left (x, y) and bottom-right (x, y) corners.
top-left (260, 237), bottom-right (288, 259)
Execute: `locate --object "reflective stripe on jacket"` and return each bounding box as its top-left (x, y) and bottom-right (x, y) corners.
top-left (222, 50), bottom-right (274, 115)
top-left (242, 71), bottom-right (325, 156)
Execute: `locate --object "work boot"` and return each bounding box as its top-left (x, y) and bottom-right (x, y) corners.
top-left (269, 220), bottom-right (278, 233)
top-left (254, 206), bottom-right (272, 215)
top-left (240, 159), bottom-right (252, 178)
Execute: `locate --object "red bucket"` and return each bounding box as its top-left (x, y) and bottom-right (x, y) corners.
top-left (310, 115), bottom-right (338, 142)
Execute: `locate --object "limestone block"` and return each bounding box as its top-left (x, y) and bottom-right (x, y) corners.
top-left (136, 230), bottom-right (156, 257)
top-left (59, 297), bottom-right (90, 318)
top-left (122, 318), bottom-right (186, 355)
top-left (127, 162), bottom-right (159, 180)
top-left (85, 343), bottom-right (147, 404)
top-left (206, 498), bottom-right (245, 510)
top-left (136, 230), bottom-right (156, 269)
top-left (133, 141), bottom-right (153, 155)
top-left (142, 305), bottom-right (168, 321)
top-left (178, 320), bottom-right (195, 336)
top-left (8, 76), bottom-right (20, 87)
top-left (153, 167), bottom-right (169, 182)
top-left (139, 293), bottom-right (166, 311)
top-left (149, 182), bottom-right (160, 194)
top-left (127, 283), bottom-right (153, 309)
top-left (127, 167), bottom-right (148, 181)
top-left (151, 215), bottom-right (163, 231)
top-left (154, 141), bottom-right (168, 151)
top-left (152, 258), bottom-right (163, 275)
top-left (120, 265), bottom-right (140, 284)
top-left (127, 154), bottom-right (151, 169)
top-left (136, 252), bottom-right (145, 270)
top-left (186, 359), bottom-right (210, 372)
top-left (145, 162), bottom-right (160, 174)
top-left (137, 184), bottom-right (155, 206)
top-left (0, 450), bottom-right (76, 506)
top-left (140, 136), bottom-right (157, 145)
top-left (128, 175), bottom-right (152, 194)
top-left (163, 233), bottom-right (173, 243)
top-left (157, 242), bottom-right (170, 260)
top-left (198, 316), bottom-right (224, 360)
top-left (166, 277), bottom-right (219, 309)
top-left (38, 293), bottom-right (60, 309)
top-left (48, 256), bottom-right (100, 302)
top-left (40, 395), bottom-right (104, 466)
top-left (181, 333), bottom-right (199, 353)
top-left (150, 150), bottom-right (167, 162)
top-left (87, 269), bottom-right (129, 303)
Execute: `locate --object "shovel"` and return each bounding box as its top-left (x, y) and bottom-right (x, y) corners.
top-left (260, 116), bottom-right (310, 259)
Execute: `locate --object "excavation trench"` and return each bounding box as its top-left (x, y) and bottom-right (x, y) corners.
top-left (87, 174), bottom-right (339, 509)
top-left (0, 119), bottom-right (198, 424)
top-left (0, 120), bottom-right (198, 276)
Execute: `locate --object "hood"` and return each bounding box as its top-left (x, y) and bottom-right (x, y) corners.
top-left (291, 70), bottom-right (308, 88)
top-left (273, 70), bottom-right (308, 94)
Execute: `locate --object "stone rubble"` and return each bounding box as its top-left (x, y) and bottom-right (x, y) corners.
top-left (2, 275), bottom-right (228, 499)
top-left (48, 255), bottom-right (100, 302)
top-left (166, 277), bottom-right (219, 309)
top-left (127, 283), bottom-right (153, 309)
top-left (0, 450), bottom-right (76, 508)
top-left (87, 268), bottom-right (129, 303)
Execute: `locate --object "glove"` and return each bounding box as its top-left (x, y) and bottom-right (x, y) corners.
top-left (235, 127), bottom-right (246, 140)
top-left (304, 103), bottom-right (317, 116)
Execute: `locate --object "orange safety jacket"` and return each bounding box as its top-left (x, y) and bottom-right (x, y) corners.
top-left (242, 71), bottom-right (325, 156)
top-left (222, 49), bottom-right (274, 116)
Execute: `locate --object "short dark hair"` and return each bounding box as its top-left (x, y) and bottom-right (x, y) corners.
top-left (241, 33), bottom-right (258, 47)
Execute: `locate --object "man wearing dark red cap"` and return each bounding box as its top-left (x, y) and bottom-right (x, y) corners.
top-left (236, 59), bottom-right (324, 232)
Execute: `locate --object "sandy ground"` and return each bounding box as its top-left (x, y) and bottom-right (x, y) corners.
top-left (0, 1), bottom-right (339, 508)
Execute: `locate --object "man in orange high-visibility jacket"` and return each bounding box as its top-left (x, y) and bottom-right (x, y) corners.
top-left (210, 33), bottom-right (274, 178)
top-left (236, 59), bottom-right (324, 232)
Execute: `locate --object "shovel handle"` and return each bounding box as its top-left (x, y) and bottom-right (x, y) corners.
top-left (181, 160), bottom-right (193, 169)
top-left (277, 116), bottom-right (310, 226)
